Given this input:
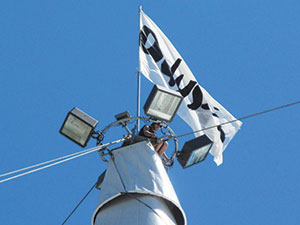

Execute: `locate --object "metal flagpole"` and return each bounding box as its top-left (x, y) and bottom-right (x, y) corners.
top-left (136, 5), bottom-right (142, 131)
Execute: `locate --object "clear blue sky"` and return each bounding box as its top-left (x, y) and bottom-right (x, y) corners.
top-left (1, 1), bottom-right (299, 225)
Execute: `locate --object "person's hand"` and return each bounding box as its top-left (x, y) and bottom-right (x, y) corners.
top-left (166, 158), bottom-right (172, 163)
top-left (151, 134), bottom-right (157, 138)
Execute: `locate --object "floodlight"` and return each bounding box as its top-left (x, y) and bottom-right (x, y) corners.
top-left (177, 135), bottom-right (213, 168)
top-left (115, 111), bottom-right (132, 134)
top-left (144, 85), bottom-right (183, 122)
top-left (60, 107), bottom-right (98, 147)
top-left (115, 111), bottom-right (131, 126)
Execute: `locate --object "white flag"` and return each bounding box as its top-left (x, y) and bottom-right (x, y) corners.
top-left (139, 9), bottom-right (242, 165)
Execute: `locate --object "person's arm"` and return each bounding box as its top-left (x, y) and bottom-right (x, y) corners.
top-left (143, 126), bottom-right (157, 138)
top-left (162, 153), bottom-right (171, 163)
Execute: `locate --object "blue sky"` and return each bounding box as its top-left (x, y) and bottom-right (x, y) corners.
top-left (1, 1), bottom-right (299, 225)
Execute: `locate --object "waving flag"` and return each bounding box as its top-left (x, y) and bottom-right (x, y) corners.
top-left (138, 9), bottom-right (242, 165)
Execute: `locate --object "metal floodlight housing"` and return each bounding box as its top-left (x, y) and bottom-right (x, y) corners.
top-left (115, 111), bottom-right (131, 125)
top-left (143, 85), bottom-right (183, 122)
top-left (177, 134), bottom-right (213, 168)
top-left (60, 107), bottom-right (98, 147)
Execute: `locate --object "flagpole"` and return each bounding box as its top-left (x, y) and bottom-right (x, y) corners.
top-left (136, 5), bottom-right (142, 131)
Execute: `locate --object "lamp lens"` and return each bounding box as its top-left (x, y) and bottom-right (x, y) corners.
top-left (147, 91), bottom-right (182, 121)
top-left (61, 114), bottom-right (92, 146)
top-left (185, 144), bottom-right (212, 167)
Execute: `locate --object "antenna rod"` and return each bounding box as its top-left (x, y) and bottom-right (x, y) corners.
top-left (136, 5), bottom-right (142, 131)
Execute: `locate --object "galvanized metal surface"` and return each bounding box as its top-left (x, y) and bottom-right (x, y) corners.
top-left (92, 141), bottom-right (186, 225)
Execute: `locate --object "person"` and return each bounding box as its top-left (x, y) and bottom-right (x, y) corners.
top-left (139, 122), bottom-right (171, 163)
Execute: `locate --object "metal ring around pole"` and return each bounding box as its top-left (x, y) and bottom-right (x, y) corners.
top-left (97, 117), bottom-right (178, 167)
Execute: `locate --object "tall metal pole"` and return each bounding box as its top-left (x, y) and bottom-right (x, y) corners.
top-left (93, 6), bottom-right (186, 225)
top-left (92, 141), bottom-right (186, 225)
top-left (136, 5), bottom-right (142, 131)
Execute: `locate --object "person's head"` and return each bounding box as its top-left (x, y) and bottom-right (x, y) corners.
top-left (151, 122), bottom-right (162, 130)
